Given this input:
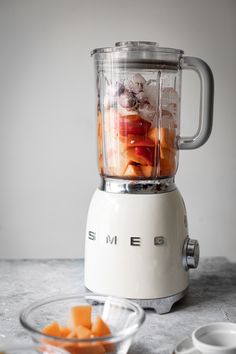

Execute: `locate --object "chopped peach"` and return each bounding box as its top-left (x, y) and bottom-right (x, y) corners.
top-left (148, 127), bottom-right (158, 143)
top-left (160, 127), bottom-right (176, 149)
top-left (119, 114), bottom-right (151, 137)
top-left (120, 134), bottom-right (154, 148)
top-left (159, 156), bottom-right (176, 177)
top-left (98, 155), bottom-right (103, 175)
top-left (160, 146), bottom-right (176, 160)
top-left (141, 165), bottom-right (154, 178)
top-left (127, 146), bottom-right (154, 166)
top-left (123, 164), bottom-right (143, 178)
top-left (98, 112), bottom-right (102, 141)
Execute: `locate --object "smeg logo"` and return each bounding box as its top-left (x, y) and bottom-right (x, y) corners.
top-left (88, 231), bottom-right (165, 246)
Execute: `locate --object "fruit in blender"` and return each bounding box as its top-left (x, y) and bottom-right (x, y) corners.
top-left (127, 146), bottom-right (154, 166)
top-left (119, 114), bottom-right (151, 136)
top-left (99, 73), bottom-right (178, 179)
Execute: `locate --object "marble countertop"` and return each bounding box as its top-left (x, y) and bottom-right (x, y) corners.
top-left (0, 258), bottom-right (236, 354)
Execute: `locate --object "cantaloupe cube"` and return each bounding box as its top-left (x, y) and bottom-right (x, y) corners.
top-left (61, 344), bottom-right (78, 354)
top-left (91, 316), bottom-right (111, 337)
top-left (67, 330), bottom-right (77, 338)
top-left (78, 344), bottom-right (106, 354)
top-left (59, 326), bottom-right (71, 337)
top-left (63, 344), bottom-right (105, 354)
top-left (42, 321), bottom-right (61, 337)
top-left (68, 305), bottom-right (92, 330)
top-left (76, 325), bottom-right (92, 339)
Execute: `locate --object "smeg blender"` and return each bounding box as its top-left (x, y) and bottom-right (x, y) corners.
top-left (85, 42), bottom-right (214, 314)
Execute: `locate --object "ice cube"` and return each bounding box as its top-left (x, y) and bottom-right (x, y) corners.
top-left (132, 73), bottom-right (146, 85)
top-left (119, 92), bottom-right (138, 110)
top-left (143, 81), bottom-right (158, 106)
top-left (138, 103), bottom-right (156, 124)
top-left (104, 95), bottom-right (110, 109)
top-left (128, 80), bottom-right (143, 94)
top-left (107, 81), bottom-right (125, 96)
top-left (136, 91), bottom-right (149, 104)
top-left (161, 87), bottom-right (179, 115)
top-left (161, 87), bottom-right (179, 104)
top-left (118, 106), bottom-right (138, 116)
top-left (161, 109), bottom-right (173, 119)
top-left (159, 115), bottom-right (176, 129)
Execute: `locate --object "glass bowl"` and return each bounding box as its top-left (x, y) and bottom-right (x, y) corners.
top-left (0, 343), bottom-right (69, 354)
top-left (19, 294), bottom-right (145, 354)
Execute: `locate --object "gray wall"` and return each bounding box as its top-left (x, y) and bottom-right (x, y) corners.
top-left (0, 0), bottom-right (236, 259)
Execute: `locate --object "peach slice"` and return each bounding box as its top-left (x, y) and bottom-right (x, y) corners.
top-left (123, 164), bottom-right (144, 178)
top-left (119, 114), bottom-right (151, 136)
top-left (148, 127), bottom-right (158, 143)
top-left (160, 127), bottom-right (176, 150)
top-left (122, 134), bottom-right (155, 148)
top-left (141, 165), bottom-right (154, 178)
top-left (158, 156), bottom-right (176, 177)
top-left (127, 146), bottom-right (154, 166)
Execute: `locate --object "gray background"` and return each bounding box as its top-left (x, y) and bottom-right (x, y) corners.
top-left (0, 0), bottom-right (235, 259)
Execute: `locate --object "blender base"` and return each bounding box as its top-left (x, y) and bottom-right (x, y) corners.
top-left (85, 188), bottom-right (190, 301)
top-left (133, 287), bottom-right (188, 314)
top-left (85, 286), bottom-right (188, 314)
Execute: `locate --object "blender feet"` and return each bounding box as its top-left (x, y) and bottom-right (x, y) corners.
top-left (133, 288), bottom-right (188, 314)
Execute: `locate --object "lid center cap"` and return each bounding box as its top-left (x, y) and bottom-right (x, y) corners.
top-left (115, 41), bottom-right (159, 47)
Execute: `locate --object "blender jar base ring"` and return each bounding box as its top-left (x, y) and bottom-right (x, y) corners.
top-left (100, 177), bottom-right (176, 194)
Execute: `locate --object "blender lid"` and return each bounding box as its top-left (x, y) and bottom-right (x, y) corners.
top-left (91, 41), bottom-right (183, 67)
top-left (91, 41), bottom-right (183, 55)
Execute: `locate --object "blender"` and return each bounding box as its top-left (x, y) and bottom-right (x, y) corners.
top-left (85, 42), bottom-right (214, 314)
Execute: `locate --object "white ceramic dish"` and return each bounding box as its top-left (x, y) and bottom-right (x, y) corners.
top-left (192, 322), bottom-right (236, 354)
top-left (174, 336), bottom-right (201, 354)
top-left (174, 322), bottom-right (236, 354)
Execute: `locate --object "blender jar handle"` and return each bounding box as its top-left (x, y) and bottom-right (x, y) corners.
top-left (177, 56), bottom-right (214, 149)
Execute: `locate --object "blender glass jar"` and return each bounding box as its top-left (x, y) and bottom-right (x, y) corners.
top-left (92, 41), bottom-right (213, 181)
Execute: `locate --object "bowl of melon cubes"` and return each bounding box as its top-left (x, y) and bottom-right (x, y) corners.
top-left (20, 294), bottom-right (145, 354)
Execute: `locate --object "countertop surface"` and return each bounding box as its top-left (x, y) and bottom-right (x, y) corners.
top-left (0, 258), bottom-right (236, 354)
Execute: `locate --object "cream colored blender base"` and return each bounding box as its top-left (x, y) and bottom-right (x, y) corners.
top-left (85, 188), bottom-right (189, 313)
